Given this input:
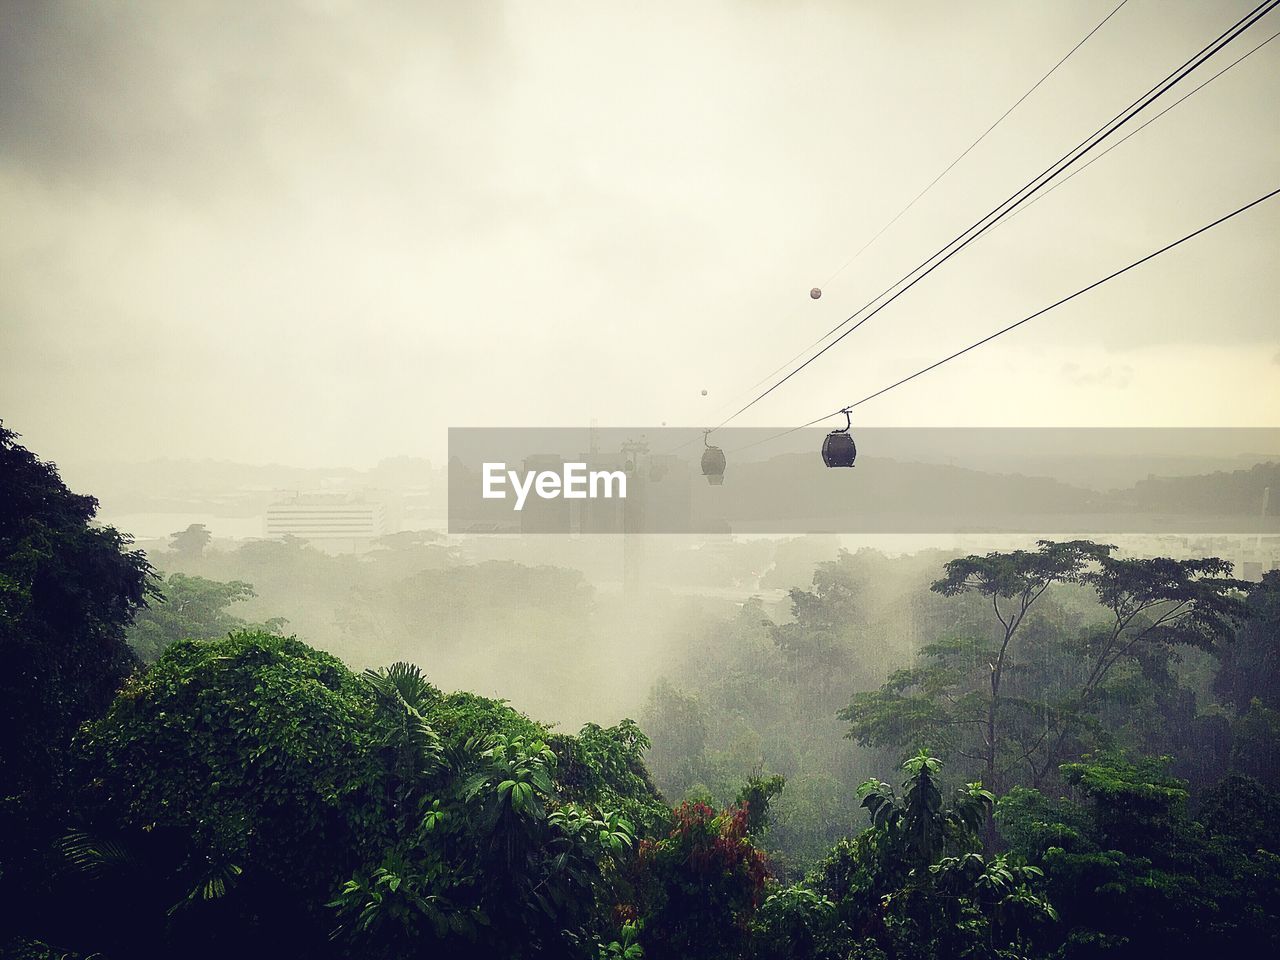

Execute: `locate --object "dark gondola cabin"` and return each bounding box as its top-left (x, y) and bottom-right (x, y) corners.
top-left (822, 431), bottom-right (856, 467)
top-left (701, 442), bottom-right (726, 485)
top-left (822, 409), bottom-right (856, 467)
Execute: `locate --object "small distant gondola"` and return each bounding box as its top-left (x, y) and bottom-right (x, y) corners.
top-left (822, 409), bottom-right (856, 468)
top-left (701, 430), bottom-right (726, 485)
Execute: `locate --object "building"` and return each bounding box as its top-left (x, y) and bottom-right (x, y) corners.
top-left (264, 494), bottom-right (385, 546)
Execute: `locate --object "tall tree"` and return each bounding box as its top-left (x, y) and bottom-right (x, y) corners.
top-left (168, 523), bottom-right (212, 560)
top-left (844, 541), bottom-right (1107, 803)
top-left (642, 678), bottom-right (708, 801)
top-left (843, 542), bottom-right (1247, 806)
top-left (1214, 569), bottom-right (1280, 712)
top-left (1031, 553), bottom-right (1247, 786)
top-left (930, 541), bottom-right (1109, 796)
top-left (0, 423), bottom-right (156, 908)
top-left (769, 552), bottom-right (871, 706)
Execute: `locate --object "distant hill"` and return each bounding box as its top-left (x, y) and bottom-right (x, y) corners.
top-left (1109, 461), bottom-right (1279, 516)
top-left (690, 453), bottom-right (1280, 534)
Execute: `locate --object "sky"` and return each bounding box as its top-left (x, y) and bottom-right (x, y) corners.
top-left (2, 0), bottom-right (1278, 469)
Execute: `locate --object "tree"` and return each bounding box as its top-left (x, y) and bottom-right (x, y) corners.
top-left (0, 422), bottom-right (156, 919)
top-left (769, 552), bottom-right (871, 705)
top-left (843, 543), bottom-right (1248, 815)
top-left (924, 541), bottom-right (1109, 796)
top-left (809, 752), bottom-right (1056, 960)
top-left (751, 885), bottom-right (845, 960)
top-left (842, 541), bottom-right (1106, 848)
top-left (168, 523), bottom-right (212, 560)
top-left (69, 632), bottom-right (378, 955)
top-left (1228, 698), bottom-right (1280, 787)
top-left (1214, 569), bottom-right (1280, 712)
top-left (625, 799), bottom-right (769, 960)
top-left (1208, 577), bottom-right (1280, 778)
top-left (1031, 553), bottom-right (1247, 786)
top-left (64, 632), bottom-right (665, 959)
top-left (997, 755), bottom-right (1280, 957)
top-left (641, 678), bottom-right (708, 800)
top-left (126, 572), bottom-right (283, 662)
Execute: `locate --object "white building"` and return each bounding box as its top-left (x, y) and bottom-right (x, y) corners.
top-left (264, 495), bottom-right (385, 544)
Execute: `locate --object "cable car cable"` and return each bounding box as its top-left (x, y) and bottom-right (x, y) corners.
top-left (670, 2), bottom-right (1272, 459)
top-left (671, 20), bottom-right (1276, 463)
top-left (716, 0), bottom-right (1277, 431)
top-left (711, 0), bottom-right (1279, 434)
top-left (730, 185), bottom-right (1280, 455)
top-left (821, 0), bottom-right (1132, 288)
top-left (841, 186), bottom-right (1279, 412)
top-left (717, 0), bottom-right (1132, 416)
top-left (1004, 25), bottom-right (1280, 225)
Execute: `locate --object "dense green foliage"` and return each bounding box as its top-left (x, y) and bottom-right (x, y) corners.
top-left (60, 631), bottom-right (668, 958)
top-left (0, 423), bottom-right (156, 927)
top-left (71, 633), bottom-right (375, 944)
top-left (810, 752), bottom-right (1057, 959)
top-left (997, 756), bottom-right (1280, 956)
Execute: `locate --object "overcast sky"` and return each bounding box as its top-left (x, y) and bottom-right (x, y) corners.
top-left (2, 0), bottom-right (1277, 469)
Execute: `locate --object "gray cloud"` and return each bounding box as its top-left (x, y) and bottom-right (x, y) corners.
top-left (2, 0), bottom-right (1277, 467)
top-left (0, 1), bottom-right (508, 190)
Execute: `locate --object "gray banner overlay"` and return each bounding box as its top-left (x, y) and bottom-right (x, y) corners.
top-left (448, 428), bottom-right (1280, 535)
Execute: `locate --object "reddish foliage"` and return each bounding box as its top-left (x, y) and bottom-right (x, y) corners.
top-left (624, 801), bottom-right (769, 959)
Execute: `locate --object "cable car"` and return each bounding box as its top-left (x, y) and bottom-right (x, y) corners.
top-left (701, 430), bottom-right (726, 485)
top-left (822, 409), bottom-right (856, 468)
